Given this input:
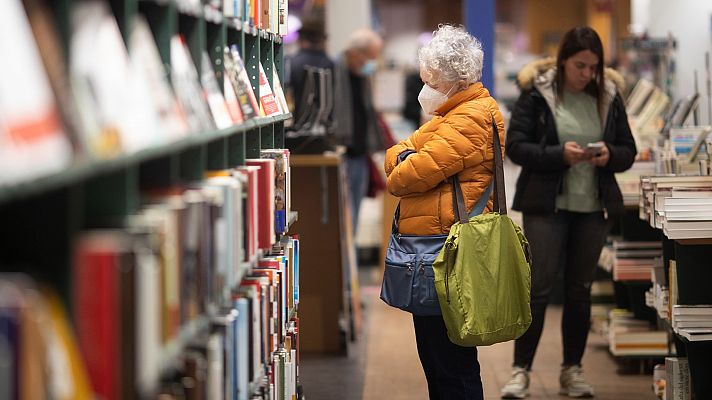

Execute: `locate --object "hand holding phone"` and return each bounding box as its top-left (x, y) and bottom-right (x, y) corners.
top-left (585, 142), bottom-right (604, 158)
top-left (586, 142), bottom-right (610, 167)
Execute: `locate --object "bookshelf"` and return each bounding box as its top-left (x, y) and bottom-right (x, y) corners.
top-left (637, 174), bottom-right (712, 398)
top-left (0, 0), bottom-right (299, 399)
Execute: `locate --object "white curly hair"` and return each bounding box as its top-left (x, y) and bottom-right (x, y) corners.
top-left (418, 25), bottom-right (484, 86)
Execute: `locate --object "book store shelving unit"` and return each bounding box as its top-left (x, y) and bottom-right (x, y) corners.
top-left (0, 0), bottom-right (300, 399)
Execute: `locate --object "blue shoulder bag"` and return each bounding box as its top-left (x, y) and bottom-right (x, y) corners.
top-left (380, 172), bottom-right (491, 316)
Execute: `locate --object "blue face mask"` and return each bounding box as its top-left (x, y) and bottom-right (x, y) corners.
top-left (360, 60), bottom-right (377, 76)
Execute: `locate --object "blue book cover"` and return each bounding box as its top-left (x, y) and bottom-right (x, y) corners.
top-left (235, 298), bottom-right (250, 400)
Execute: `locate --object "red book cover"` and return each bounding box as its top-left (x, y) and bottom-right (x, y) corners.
top-left (73, 231), bottom-right (130, 400)
top-left (245, 159), bottom-right (275, 249)
top-left (235, 166), bottom-right (260, 262)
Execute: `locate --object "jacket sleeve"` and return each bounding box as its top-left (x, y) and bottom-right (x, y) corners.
top-left (386, 117), bottom-right (484, 197)
top-left (604, 94), bottom-right (637, 173)
top-left (505, 90), bottom-right (567, 172)
top-left (384, 135), bottom-right (417, 176)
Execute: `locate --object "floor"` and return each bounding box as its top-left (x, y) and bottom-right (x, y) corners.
top-left (300, 267), bottom-right (658, 400)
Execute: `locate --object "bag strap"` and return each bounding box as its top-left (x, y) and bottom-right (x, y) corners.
top-left (391, 176), bottom-right (467, 234)
top-left (491, 114), bottom-right (507, 215)
top-left (452, 175), bottom-right (468, 224)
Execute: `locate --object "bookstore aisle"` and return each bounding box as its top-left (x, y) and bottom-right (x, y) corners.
top-left (300, 270), bottom-right (656, 400)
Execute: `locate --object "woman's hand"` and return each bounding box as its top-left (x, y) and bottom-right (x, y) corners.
top-left (562, 142), bottom-right (586, 166)
top-left (588, 142), bottom-right (610, 167)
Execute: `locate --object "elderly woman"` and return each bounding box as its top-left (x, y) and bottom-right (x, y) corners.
top-left (384, 25), bottom-right (504, 400)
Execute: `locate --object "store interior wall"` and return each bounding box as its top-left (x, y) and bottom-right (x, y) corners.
top-left (636, 0), bottom-right (712, 124)
top-left (326, 0), bottom-right (373, 57)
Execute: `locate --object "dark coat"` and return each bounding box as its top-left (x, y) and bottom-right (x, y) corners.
top-left (506, 58), bottom-right (637, 217)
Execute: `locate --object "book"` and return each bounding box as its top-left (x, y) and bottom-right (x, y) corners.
top-left (22, 0), bottom-right (84, 155)
top-left (678, 329), bottom-right (712, 342)
top-left (235, 166), bottom-right (260, 263)
top-left (206, 333), bottom-right (224, 400)
top-left (224, 71), bottom-right (245, 124)
top-left (260, 149), bottom-right (289, 234)
top-left (271, 61), bottom-right (289, 114)
top-left (258, 62), bottom-right (281, 116)
top-left (0, 0), bottom-right (72, 186)
top-left (72, 2), bottom-right (165, 155)
top-left (278, 0), bottom-right (288, 36)
top-left (205, 175), bottom-right (245, 295)
top-left (626, 79), bottom-right (655, 117)
top-left (171, 35), bottom-right (216, 132)
top-left (129, 16), bottom-right (188, 140)
top-left (201, 52), bottom-right (234, 129)
top-left (665, 357), bottom-right (691, 400)
top-left (126, 214), bottom-right (163, 398)
top-left (73, 230), bottom-right (135, 400)
top-left (672, 305), bottom-right (712, 315)
top-left (225, 46), bottom-right (260, 119)
top-left (246, 159), bottom-right (276, 249)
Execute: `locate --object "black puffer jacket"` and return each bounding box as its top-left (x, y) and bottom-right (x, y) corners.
top-left (506, 58), bottom-right (637, 217)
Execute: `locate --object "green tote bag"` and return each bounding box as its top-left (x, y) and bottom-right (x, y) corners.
top-left (433, 117), bottom-right (532, 347)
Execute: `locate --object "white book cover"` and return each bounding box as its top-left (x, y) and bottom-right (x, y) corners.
top-left (206, 333), bottom-right (224, 400)
top-left (664, 220), bottom-right (712, 230)
top-left (663, 228), bottom-right (712, 240)
top-left (200, 52), bottom-right (233, 129)
top-left (664, 197), bottom-right (712, 206)
top-left (672, 188), bottom-right (712, 198)
top-left (171, 35), bottom-right (216, 132)
top-left (132, 217), bottom-right (162, 397)
top-left (129, 16), bottom-right (188, 140)
top-left (673, 305), bottom-right (712, 315)
top-left (278, 0), bottom-right (288, 36)
top-left (272, 61), bottom-right (289, 114)
top-left (72, 3), bottom-right (164, 155)
top-left (0, 0), bottom-right (72, 185)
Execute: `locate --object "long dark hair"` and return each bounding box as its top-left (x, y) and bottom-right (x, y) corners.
top-left (555, 26), bottom-right (605, 114)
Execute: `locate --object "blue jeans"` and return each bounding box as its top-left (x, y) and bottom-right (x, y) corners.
top-left (345, 155), bottom-right (369, 236)
top-left (413, 315), bottom-right (484, 400)
top-left (514, 211), bottom-right (610, 369)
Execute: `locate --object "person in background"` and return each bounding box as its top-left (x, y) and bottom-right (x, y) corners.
top-left (285, 16), bottom-right (334, 130)
top-left (333, 28), bottom-right (384, 233)
top-left (501, 26), bottom-right (636, 399)
top-left (385, 25), bottom-right (504, 400)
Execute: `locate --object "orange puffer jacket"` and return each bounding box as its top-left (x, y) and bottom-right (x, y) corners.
top-left (385, 82), bottom-right (505, 235)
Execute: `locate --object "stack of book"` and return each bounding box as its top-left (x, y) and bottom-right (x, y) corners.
top-left (607, 309), bottom-right (670, 356)
top-left (662, 196), bottom-right (712, 239)
top-left (672, 305), bottom-right (712, 342)
top-left (639, 175), bottom-right (712, 233)
top-left (612, 240), bottom-right (662, 281)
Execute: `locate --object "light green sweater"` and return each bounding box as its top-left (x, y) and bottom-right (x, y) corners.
top-left (554, 90), bottom-right (603, 213)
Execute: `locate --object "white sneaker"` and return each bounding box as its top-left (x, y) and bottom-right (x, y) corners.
top-left (501, 366), bottom-right (529, 399)
top-left (559, 365), bottom-right (594, 398)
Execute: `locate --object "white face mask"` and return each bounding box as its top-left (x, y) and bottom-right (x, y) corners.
top-left (418, 84), bottom-right (455, 115)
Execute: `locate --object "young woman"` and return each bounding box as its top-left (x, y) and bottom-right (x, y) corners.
top-left (501, 26), bottom-right (637, 398)
top-left (385, 25), bottom-right (504, 400)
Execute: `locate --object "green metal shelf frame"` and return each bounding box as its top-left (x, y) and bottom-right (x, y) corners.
top-left (0, 114), bottom-right (291, 206)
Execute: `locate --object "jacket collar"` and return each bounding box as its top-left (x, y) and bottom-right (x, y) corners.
top-left (434, 82), bottom-right (489, 116)
top-left (517, 57), bottom-right (624, 121)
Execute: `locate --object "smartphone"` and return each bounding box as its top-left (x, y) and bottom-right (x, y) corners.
top-left (585, 142), bottom-right (604, 157)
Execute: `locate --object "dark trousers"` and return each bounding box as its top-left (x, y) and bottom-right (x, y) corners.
top-left (514, 211), bottom-right (609, 370)
top-left (413, 315), bottom-right (484, 400)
